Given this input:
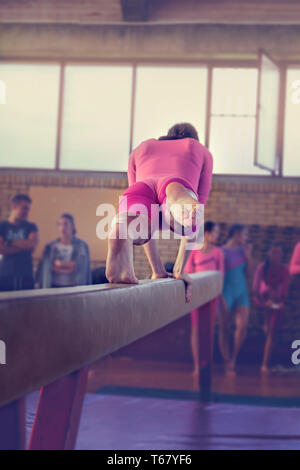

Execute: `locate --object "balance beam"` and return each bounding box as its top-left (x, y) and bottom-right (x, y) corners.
top-left (0, 271), bottom-right (222, 449)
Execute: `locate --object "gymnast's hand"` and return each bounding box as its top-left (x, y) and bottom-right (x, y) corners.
top-left (173, 272), bottom-right (192, 304)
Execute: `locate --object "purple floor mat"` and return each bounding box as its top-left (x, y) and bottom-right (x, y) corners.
top-left (25, 392), bottom-right (300, 450)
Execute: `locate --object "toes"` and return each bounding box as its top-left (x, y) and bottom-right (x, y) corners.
top-left (124, 275), bottom-right (139, 284)
top-left (112, 273), bottom-right (139, 284)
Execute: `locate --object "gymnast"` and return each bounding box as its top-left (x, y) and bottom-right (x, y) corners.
top-left (105, 123), bottom-right (213, 300)
top-left (253, 242), bottom-right (290, 374)
top-left (218, 224), bottom-right (254, 375)
top-left (185, 221), bottom-right (224, 375)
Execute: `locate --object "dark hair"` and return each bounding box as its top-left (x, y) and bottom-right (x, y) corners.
top-left (204, 221), bottom-right (217, 234)
top-left (60, 213), bottom-right (77, 235)
top-left (228, 223), bottom-right (245, 240)
top-left (263, 241), bottom-right (283, 281)
top-left (11, 193), bottom-right (32, 205)
top-left (158, 123), bottom-right (199, 141)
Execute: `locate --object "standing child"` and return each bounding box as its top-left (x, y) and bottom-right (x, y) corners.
top-left (185, 221), bottom-right (224, 375)
top-left (253, 242), bottom-right (290, 374)
top-left (218, 224), bottom-right (253, 375)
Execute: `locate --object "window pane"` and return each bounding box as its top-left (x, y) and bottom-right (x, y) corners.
top-left (210, 67), bottom-right (266, 174)
top-left (211, 68), bottom-right (258, 115)
top-left (60, 65), bottom-right (132, 171)
top-left (133, 66), bottom-right (207, 146)
top-left (0, 64), bottom-right (60, 168)
top-left (283, 69), bottom-right (300, 176)
top-left (210, 117), bottom-right (268, 175)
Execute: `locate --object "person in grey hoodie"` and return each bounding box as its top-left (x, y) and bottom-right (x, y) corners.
top-left (37, 213), bottom-right (91, 288)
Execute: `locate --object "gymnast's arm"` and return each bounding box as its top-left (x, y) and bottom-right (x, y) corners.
top-left (197, 149), bottom-right (213, 204)
top-left (143, 238), bottom-right (171, 279)
top-left (173, 237), bottom-right (191, 277)
top-left (252, 263), bottom-right (266, 305)
top-left (244, 242), bottom-right (255, 277)
top-left (127, 150), bottom-right (136, 186)
top-left (172, 237), bottom-right (193, 303)
top-left (143, 238), bottom-right (192, 302)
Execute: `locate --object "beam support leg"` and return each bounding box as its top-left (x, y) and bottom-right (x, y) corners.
top-left (197, 298), bottom-right (218, 402)
top-left (28, 366), bottom-right (89, 450)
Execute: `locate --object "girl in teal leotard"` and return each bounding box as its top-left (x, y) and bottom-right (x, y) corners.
top-left (218, 224), bottom-right (254, 376)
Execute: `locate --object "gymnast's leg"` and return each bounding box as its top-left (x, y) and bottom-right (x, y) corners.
top-left (261, 306), bottom-right (281, 375)
top-left (106, 213), bottom-right (152, 284)
top-left (106, 182), bottom-right (156, 284)
top-left (164, 181), bottom-right (202, 230)
top-left (218, 296), bottom-right (232, 373)
top-left (230, 304), bottom-right (249, 372)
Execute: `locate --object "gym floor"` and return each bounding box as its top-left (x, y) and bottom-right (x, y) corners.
top-left (88, 356), bottom-right (300, 400)
top-left (25, 357), bottom-right (300, 450)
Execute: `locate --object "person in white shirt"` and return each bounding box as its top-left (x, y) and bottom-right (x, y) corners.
top-left (37, 213), bottom-right (91, 288)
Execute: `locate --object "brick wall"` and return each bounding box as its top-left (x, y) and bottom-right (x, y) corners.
top-left (1, 170), bottom-right (299, 272)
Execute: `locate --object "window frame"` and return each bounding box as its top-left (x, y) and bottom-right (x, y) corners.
top-left (254, 49), bottom-right (282, 175)
top-left (0, 56), bottom-right (299, 178)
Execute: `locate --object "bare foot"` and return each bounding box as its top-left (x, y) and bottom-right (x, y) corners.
top-left (225, 361), bottom-right (236, 377)
top-left (151, 270), bottom-right (173, 280)
top-left (106, 233), bottom-right (138, 284)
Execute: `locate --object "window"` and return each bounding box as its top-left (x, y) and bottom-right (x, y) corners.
top-left (283, 68), bottom-right (300, 177)
top-left (0, 64), bottom-right (60, 168)
top-left (60, 65), bottom-right (132, 172)
top-left (209, 68), bottom-right (268, 175)
top-left (133, 66), bottom-right (207, 147)
top-left (1, 61), bottom-right (299, 178)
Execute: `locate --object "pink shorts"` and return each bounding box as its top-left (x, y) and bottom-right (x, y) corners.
top-left (117, 177), bottom-right (201, 235)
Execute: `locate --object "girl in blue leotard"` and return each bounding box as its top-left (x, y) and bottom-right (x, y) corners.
top-left (218, 224), bottom-right (254, 376)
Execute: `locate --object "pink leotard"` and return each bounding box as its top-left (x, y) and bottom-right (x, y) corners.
top-left (185, 246), bottom-right (224, 327)
top-left (252, 262), bottom-right (290, 307)
top-left (252, 262), bottom-right (290, 330)
top-left (290, 242), bottom-right (300, 276)
top-left (117, 138), bottom-right (213, 233)
top-left (185, 246), bottom-right (225, 275)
